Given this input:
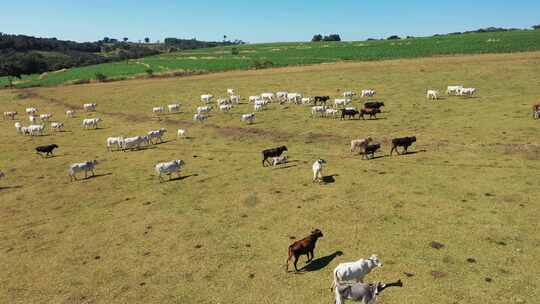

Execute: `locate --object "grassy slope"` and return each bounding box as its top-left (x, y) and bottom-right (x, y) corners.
top-left (2, 30), bottom-right (540, 88)
top-left (0, 52), bottom-right (539, 303)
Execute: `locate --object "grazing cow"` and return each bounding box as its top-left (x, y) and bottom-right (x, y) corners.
top-left (261, 146), bottom-right (287, 166)
top-left (287, 93), bottom-right (303, 104)
top-left (3, 111), bottom-right (17, 120)
top-left (301, 97), bottom-right (314, 105)
top-left (69, 160), bottom-right (98, 181)
top-left (325, 108), bottom-right (339, 119)
top-left (230, 95), bottom-right (241, 104)
top-left (83, 103), bottom-right (97, 111)
top-left (361, 89), bottom-right (376, 98)
top-left (350, 137), bottom-right (373, 153)
top-left (193, 114), bottom-right (207, 122)
top-left (343, 91), bottom-right (357, 98)
top-left (341, 108), bottom-right (360, 120)
top-left (82, 118), bottom-right (101, 129)
top-left (332, 255), bottom-right (383, 289)
top-left (197, 106), bottom-right (212, 114)
top-left (254, 103), bottom-right (265, 111)
top-left (27, 124), bottom-right (45, 136)
top-left (447, 85), bottom-right (463, 96)
top-left (40, 113), bottom-right (52, 121)
top-left (426, 90), bottom-right (440, 100)
top-left (168, 104), bottom-right (180, 113)
top-left (334, 98), bottom-right (352, 108)
top-left (155, 160), bottom-right (185, 182)
top-left (201, 94), bottom-right (214, 103)
top-left (227, 88), bottom-right (235, 96)
top-left (286, 229), bottom-right (324, 272)
top-left (220, 104), bottom-right (233, 112)
top-left (122, 136), bottom-right (146, 151)
top-left (147, 128), bottom-right (167, 144)
top-left (363, 144), bottom-right (381, 160)
top-left (35, 144), bottom-right (59, 157)
top-left (312, 106), bottom-right (326, 118)
top-left (360, 108), bottom-right (381, 119)
top-left (249, 96), bottom-right (261, 103)
top-left (50, 122), bottom-right (64, 131)
top-left (261, 93), bottom-right (275, 101)
top-left (177, 129), bottom-right (187, 139)
top-left (29, 115), bottom-right (38, 123)
top-left (107, 137), bottom-right (124, 151)
top-left (217, 98), bottom-right (231, 106)
top-left (272, 155), bottom-right (288, 166)
top-left (312, 159), bottom-right (326, 183)
top-left (276, 91), bottom-right (289, 101)
top-left (458, 87), bottom-right (476, 97)
top-left (533, 104), bottom-right (540, 119)
top-left (364, 101), bottom-right (385, 110)
top-left (241, 113), bottom-right (256, 124)
top-left (335, 280), bottom-right (403, 304)
top-left (153, 106), bottom-right (165, 114)
top-left (66, 110), bottom-right (76, 118)
top-left (390, 136), bottom-right (417, 155)
top-left (314, 96), bottom-right (330, 105)
top-left (26, 107), bottom-right (37, 115)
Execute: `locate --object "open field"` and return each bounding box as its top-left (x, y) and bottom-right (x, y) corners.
top-left (1, 52), bottom-right (540, 303)
top-left (2, 30), bottom-right (540, 89)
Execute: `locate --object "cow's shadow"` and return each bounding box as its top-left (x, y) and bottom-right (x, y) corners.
top-left (80, 173), bottom-right (113, 181)
top-left (0, 185), bottom-right (23, 191)
top-left (273, 164), bottom-right (298, 170)
top-left (394, 149), bottom-right (427, 156)
top-left (167, 173), bottom-right (198, 182)
top-left (322, 174), bottom-right (338, 183)
top-left (300, 251), bottom-right (344, 272)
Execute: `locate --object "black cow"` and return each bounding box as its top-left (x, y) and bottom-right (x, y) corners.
top-left (364, 101), bottom-right (385, 110)
top-left (363, 143), bottom-right (381, 160)
top-left (390, 136), bottom-right (416, 155)
top-left (313, 96), bottom-right (330, 105)
top-left (262, 145), bottom-right (288, 167)
top-left (341, 109), bottom-right (359, 120)
top-left (360, 108), bottom-right (381, 119)
top-left (36, 144), bottom-right (59, 157)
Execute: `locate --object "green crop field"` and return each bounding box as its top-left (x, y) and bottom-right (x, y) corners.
top-left (0, 51), bottom-right (539, 303)
top-left (2, 30), bottom-right (540, 88)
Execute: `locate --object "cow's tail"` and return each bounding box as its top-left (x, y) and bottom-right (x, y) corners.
top-left (285, 245), bottom-right (293, 272)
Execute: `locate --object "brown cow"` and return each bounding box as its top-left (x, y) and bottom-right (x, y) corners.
top-left (360, 108), bottom-right (381, 119)
top-left (533, 103), bottom-right (540, 119)
top-left (286, 229), bottom-right (324, 272)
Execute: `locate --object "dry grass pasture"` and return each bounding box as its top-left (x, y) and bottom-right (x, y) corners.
top-left (1, 52), bottom-right (539, 304)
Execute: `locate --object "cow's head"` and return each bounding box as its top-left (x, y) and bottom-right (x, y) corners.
top-left (52, 144), bottom-right (59, 149)
top-left (411, 136), bottom-right (417, 142)
top-left (311, 229), bottom-right (323, 238)
top-left (370, 254), bottom-right (382, 267)
top-left (281, 146), bottom-right (288, 152)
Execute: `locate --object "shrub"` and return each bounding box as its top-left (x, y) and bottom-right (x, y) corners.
top-left (94, 72), bottom-right (107, 82)
top-left (312, 34), bottom-right (323, 42)
top-left (145, 68), bottom-right (154, 77)
top-left (250, 60), bottom-right (274, 70)
top-left (231, 47), bottom-right (240, 55)
top-left (387, 35), bottom-right (401, 40)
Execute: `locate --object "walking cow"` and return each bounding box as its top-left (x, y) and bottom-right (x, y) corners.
top-left (262, 146), bottom-right (288, 167)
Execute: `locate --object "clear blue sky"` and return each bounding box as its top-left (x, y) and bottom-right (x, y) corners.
top-left (1, 1), bottom-right (539, 43)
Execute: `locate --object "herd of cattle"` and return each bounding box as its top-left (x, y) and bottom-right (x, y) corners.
top-left (2, 84), bottom-right (488, 303)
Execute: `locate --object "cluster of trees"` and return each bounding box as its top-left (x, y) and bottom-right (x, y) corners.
top-left (311, 34), bottom-right (341, 42)
top-left (163, 37), bottom-right (245, 50)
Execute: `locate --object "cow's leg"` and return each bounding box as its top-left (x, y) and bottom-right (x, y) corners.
top-left (91, 169), bottom-right (95, 177)
top-left (293, 255), bottom-right (300, 271)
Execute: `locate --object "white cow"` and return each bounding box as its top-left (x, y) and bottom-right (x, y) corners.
top-left (287, 93), bottom-right (303, 104)
top-left (66, 110), bottom-right (76, 118)
top-left (217, 98), bottom-right (231, 106)
top-left (26, 107), bottom-right (37, 115)
top-left (459, 87), bottom-right (476, 97)
top-left (82, 118), bottom-right (101, 129)
top-left (276, 91), bottom-right (289, 101)
top-left (241, 113), bottom-right (255, 124)
top-left (272, 156), bottom-right (288, 166)
top-left (3, 111), bottom-right (17, 120)
top-left (249, 96), bottom-right (261, 103)
top-left (83, 103), bottom-right (97, 111)
top-left (350, 137), bottom-right (373, 153)
top-left (14, 122), bottom-right (22, 133)
top-left (332, 255), bottom-right (382, 289)
top-left (193, 114), bottom-right (207, 122)
top-left (155, 160), bottom-right (185, 182)
top-left (447, 85), bottom-right (463, 96)
top-left (361, 89), bottom-right (376, 98)
top-left (68, 160), bottom-right (98, 181)
top-left (261, 93), bottom-right (275, 101)
top-left (122, 136), bottom-right (146, 151)
top-left (50, 122), bottom-right (64, 131)
top-left (343, 91), bottom-right (357, 98)
top-left (29, 115), bottom-right (38, 123)
top-left (230, 95), bottom-right (241, 104)
top-left (227, 88), bottom-right (235, 96)
top-left (301, 97), bottom-right (314, 105)
top-left (334, 98), bottom-right (352, 108)
top-left (311, 106), bottom-right (326, 118)
top-left (254, 104), bottom-right (265, 111)
top-left (220, 104), bottom-right (233, 112)
top-left (197, 106), bottom-right (212, 114)
top-left (168, 104), bottom-right (180, 113)
top-left (426, 90), bottom-right (440, 100)
top-left (106, 136), bottom-right (124, 151)
top-left (40, 113), bottom-right (52, 121)
top-left (177, 129), bottom-right (187, 139)
top-left (201, 94), bottom-right (214, 103)
top-left (147, 128), bottom-right (167, 144)
top-left (153, 106), bottom-right (165, 114)
top-left (325, 108), bottom-right (339, 119)
top-left (312, 159), bottom-right (326, 182)
top-left (27, 124), bottom-right (45, 136)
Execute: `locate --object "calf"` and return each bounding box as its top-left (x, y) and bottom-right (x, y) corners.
top-left (427, 90), bottom-right (440, 100)
top-left (363, 144), bottom-right (381, 160)
top-left (241, 113), bottom-right (255, 124)
top-left (335, 280), bottom-right (403, 304)
top-left (360, 108), bottom-right (381, 119)
top-left (350, 138), bottom-right (372, 154)
top-left (36, 144), bottom-right (59, 157)
top-left (364, 101), bottom-right (384, 110)
top-left (193, 114), bottom-right (208, 122)
top-left (272, 155), bottom-right (288, 166)
top-left (66, 110), bottom-right (76, 118)
top-left (262, 145), bottom-right (288, 166)
top-left (390, 136), bottom-right (417, 155)
top-left (341, 109), bottom-right (359, 120)
top-left (286, 229), bottom-right (324, 272)
top-left (177, 129), bottom-right (187, 139)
